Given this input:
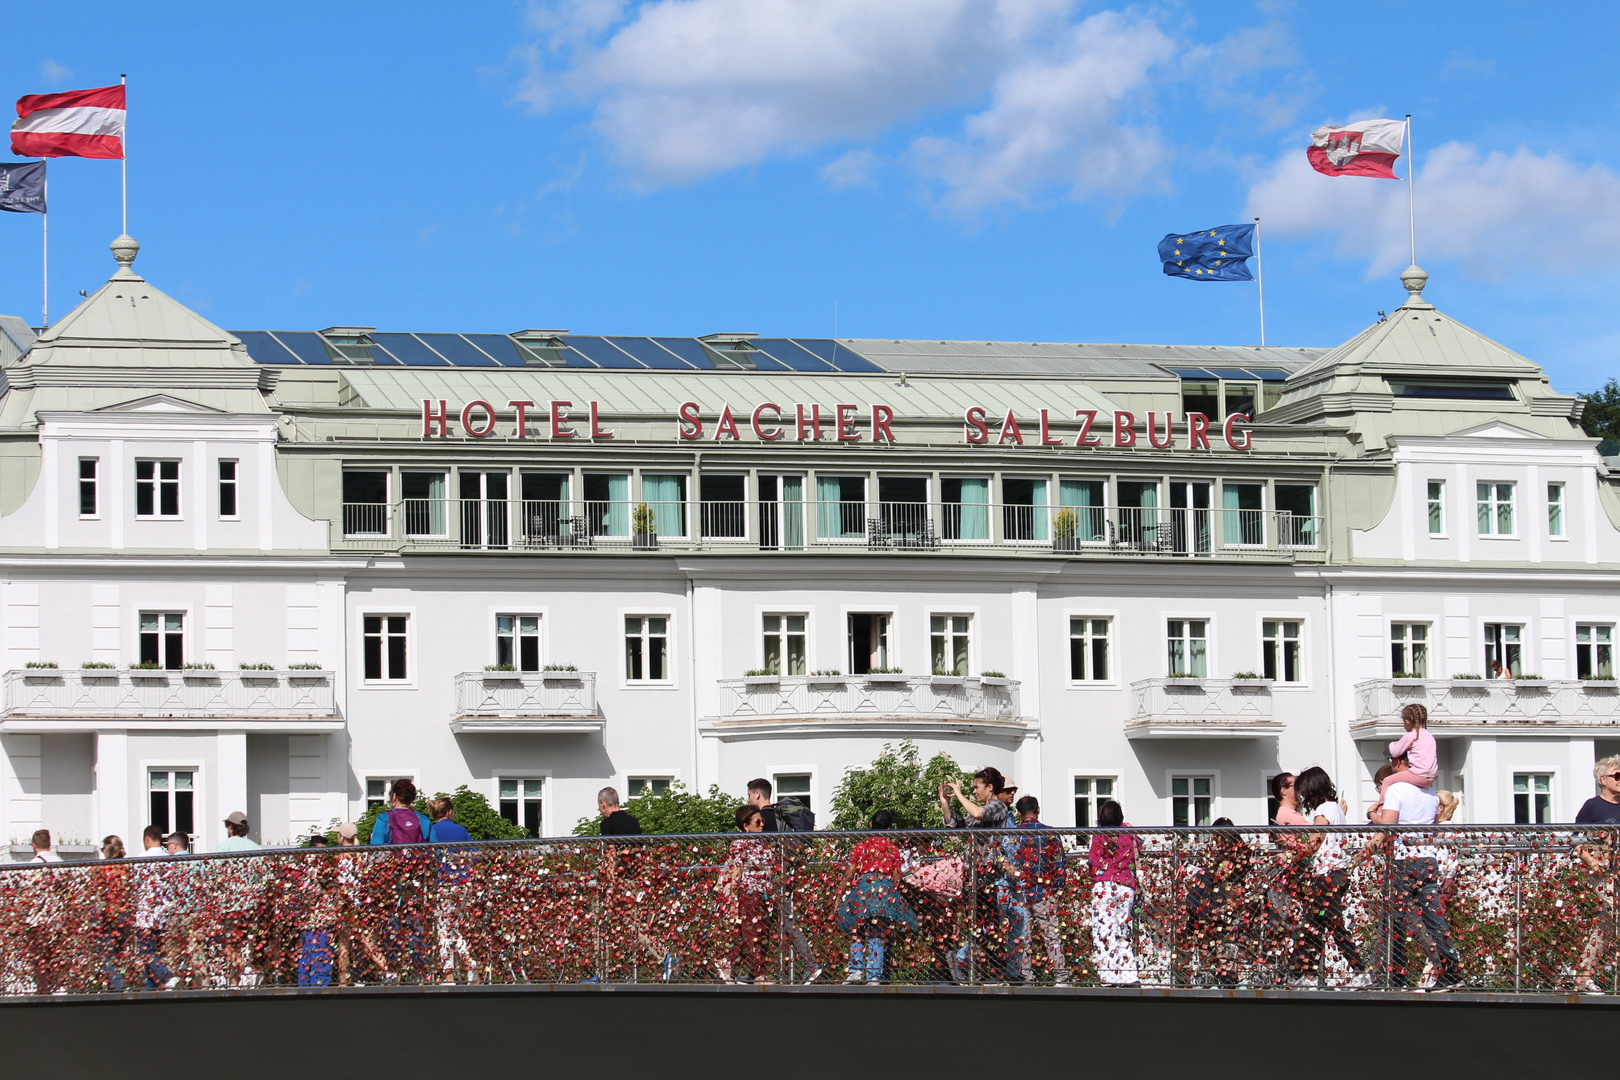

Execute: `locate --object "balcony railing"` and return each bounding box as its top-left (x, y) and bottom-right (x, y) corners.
top-left (335, 499), bottom-right (1322, 560)
top-left (1128, 677), bottom-right (1283, 739)
top-left (0, 669), bottom-right (339, 722)
top-left (1353, 678), bottom-right (1620, 736)
top-left (708, 674), bottom-right (1025, 734)
top-left (451, 671), bottom-right (602, 733)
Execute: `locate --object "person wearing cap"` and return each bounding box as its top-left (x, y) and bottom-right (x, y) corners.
top-left (218, 811), bottom-right (260, 853)
top-left (336, 822), bottom-right (360, 845)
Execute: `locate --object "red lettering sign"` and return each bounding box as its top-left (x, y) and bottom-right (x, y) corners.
top-left (421, 399), bottom-right (450, 438)
top-left (871, 404), bottom-right (895, 443)
top-left (715, 404), bottom-right (741, 441)
top-left (508, 399), bottom-right (534, 438)
top-left (1113, 411), bottom-right (1136, 448)
top-left (589, 400), bottom-right (614, 440)
top-left (1147, 411), bottom-right (1174, 449)
top-left (1039, 409), bottom-right (1063, 446)
top-left (677, 401), bottom-right (703, 440)
top-left (1223, 412), bottom-right (1252, 451)
top-left (1074, 410), bottom-right (1100, 447)
top-left (752, 403), bottom-right (784, 441)
top-left (1187, 412), bottom-right (1210, 450)
top-left (964, 407), bottom-right (989, 444)
top-left (796, 404), bottom-right (822, 441)
top-left (460, 400), bottom-right (497, 438)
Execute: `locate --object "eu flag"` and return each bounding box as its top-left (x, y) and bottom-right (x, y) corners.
top-left (1158, 224), bottom-right (1253, 281)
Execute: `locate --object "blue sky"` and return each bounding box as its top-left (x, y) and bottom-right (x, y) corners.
top-left (2, 1), bottom-right (1617, 392)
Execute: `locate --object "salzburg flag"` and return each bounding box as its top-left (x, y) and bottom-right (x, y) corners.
top-left (1307, 118), bottom-right (1404, 178)
top-left (10, 84), bottom-right (125, 159)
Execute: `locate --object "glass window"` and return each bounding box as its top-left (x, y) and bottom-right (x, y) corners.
top-left (499, 778), bottom-right (544, 837)
top-left (877, 476), bottom-right (929, 543)
top-left (1275, 484), bottom-right (1317, 547)
top-left (520, 472), bottom-right (570, 542)
top-left (1167, 619), bottom-right (1208, 678)
top-left (1577, 625), bottom-right (1613, 680)
top-left (342, 471), bottom-right (389, 537)
top-left (1391, 623), bottom-right (1429, 678)
top-left (625, 616), bottom-right (669, 681)
top-left (1513, 773), bottom-right (1552, 825)
top-left (1002, 478), bottom-right (1050, 542)
top-left (363, 615), bottom-right (409, 681)
top-left (1548, 482), bottom-right (1565, 538)
top-left (1181, 380), bottom-right (1220, 418)
top-left (930, 614), bottom-right (971, 676)
top-left (848, 613), bottom-right (891, 674)
top-left (585, 473), bottom-right (630, 537)
top-left (1224, 382), bottom-right (1257, 417)
top-left (1073, 777), bottom-right (1115, 827)
top-left (1058, 479), bottom-right (1107, 543)
top-left (139, 612), bottom-right (184, 669)
top-left (629, 777), bottom-right (672, 798)
top-left (815, 476), bottom-right (866, 540)
top-left (1477, 482), bottom-right (1515, 536)
top-left (496, 615), bottom-right (541, 672)
top-left (149, 769), bottom-right (195, 841)
top-left (762, 614), bottom-right (807, 676)
top-left (1172, 776), bottom-right (1213, 827)
top-left (1263, 620), bottom-right (1303, 683)
top-left (699, 475), bottom-right (746, 539)
top-left (218, 460), bottom-right (239, 518)
top-left (941, 477), bottom-right (991, 541)
top-left (79, 458), bottom-right (98, 517)
top-left (1069, 618), bottom-right (1110, 681)
top-left (1427, 480), bottom-right (1445, 535)
top-left (1221, 482), bottom-right (1263, 545)
top-left (774, 773), bottom-right (811, 815)
top-left (135, 459), bottom-right (181, 518)
top-left (641, 473), bottom-right (688, 537)
top-left (1484, 623), bottom-right (1523, 678)
top-left (758, 475), bottom-right (806, 551)
top-left (402, 471), bottom-right (447, 537)
top-left (365, 778), bottom-right (408, 812)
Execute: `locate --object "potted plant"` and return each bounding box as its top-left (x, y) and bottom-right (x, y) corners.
top-left (1581, 672), bottom-right (1618, 689)
top-left (632, 502), bottom-right (658, 550)
top-left (863, 667), bottom-right (909, 684)
top-left (806, 669), bottom-right (846, 685)
top-left (1229, 671), bottom-right (1273, 691)
top-left (542, 664), bottom-right (582, 682)
top-left (1051, 507), bottom-right (1081, 552)
top-left (1512, 673), bottom-right (1549, 689)
top-left (742, 665), bottom-right (781, 686)
top-left (930, 667), bottom-right (965, 686)
top-left (978, 670), bottom-right (1013, 686)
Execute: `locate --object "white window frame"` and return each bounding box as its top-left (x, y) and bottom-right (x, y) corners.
top-left (143, 760), bottom-right (205, 851)
top-left (626, 775), bottom-right (677, 799)
top-left (1070, 773), bottom-right (1119, 828)
top-left (1512, 771), bottom-right (1554, 825)
top-left (760, 611), bottom-right (810, 676)
top-left (1168, 772), bottom-right (1218, 828)
top-left (359, 609), bottom-right (416, 687)
top-left (1260, 616), bottom-right (1305, 685)
top-left (134, 457), bottom-right (183, 520)
top-left (1426, 479), bottom-right (1446, 537)
top-left (1547, 481), bottom-right (1566, 540)
top-left (842, 606), bottom-right (895, 675)
top-left (1476, 480), bottom-right (1517, 538)
top-left (79, 457), bottom-right (99, 520)
top-left (929, 611), bottom-right (975, 676)
top-left (1067, 614), bottom-right (1114, 684)
top-left (620, 608), bottom-right (676, 689)
top-left (1390, 621), bottom-right (1432, 679)
top-left (494, 612), bottom-right (544, 672)
top-left (1576, 623), bottom-right (1614, 681)
top-left (137, 610), bottom-right (186, 669)
top-left (498, 775), bottom-right (547, 837)
top-left (1165, 616), bottom-right (1212, 679)
top-left (1483, 620), bottom-right (1526, 678)
top-left (362, 772), bottom-right (419, 815)
top-left (772, 769), bottom-right (816, 820)
top-left (217, 458), bottom-right (240, 520)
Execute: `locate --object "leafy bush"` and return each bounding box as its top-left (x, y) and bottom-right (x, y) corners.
top-left (239, 662), bottom-right (275, 671)
top-left (979, 670), bottom-right (1006, 679)
top-left (1230, 671), bottom-right (1264, 679)
top-left (542, 663), bottom-right (578, 672)
top-left (1581, 673), bottom-right (1615, 681)
top-left (1516, 673), bottom-right (1545, 681)
top-left (182, 662), bottom-right (216, 670)
top-left (632, 502), bottom-right (656, 534)
top-left (484, 663), bottom-right (515, 672)
top-left (743, 666), bottom-right (778, 677)
top-left (1452, 673), bottom-right (1483, 680)
top-left (866, 667), bottom-right (905, 675)
top-left (809, 670), bottom-right (843, 677)
top-left (130, 661), bottom-right (161, 670)
top-left (828, 740), bottom-right (968, 831)
top-left (572, 780), bottom-right (739, 836)
top-left (288, 662), bottom-right (322, 670)
top-left (24, 661), bottom-right (57, 669)
top-left (1051, 507), bottom-right (1079, 539)
top-left (81, 661), bottom-right (114, 669)
top-left (358, 784), bottom-right (529, 844)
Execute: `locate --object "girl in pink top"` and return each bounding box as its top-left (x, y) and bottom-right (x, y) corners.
top-left (1380, 703), bottom-right (1438, 798)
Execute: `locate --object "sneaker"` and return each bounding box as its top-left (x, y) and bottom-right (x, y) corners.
top-left (162, 977), bottom-right (181, 990)
top-left (661, 953), bottom-right (680, 983)
top-left (1054, 978), bottom-right (1071, 988)
top-left (844, 972), bottom-right (865, 984)
top-left (802, 966), bottom-right (824, 985)
top-left (1427, 973), bottom-right (1464, 994)
top-left (1580, 979), bottom-right (1606, 995)
top-left (1346, 972), bottom-right (1376, 990)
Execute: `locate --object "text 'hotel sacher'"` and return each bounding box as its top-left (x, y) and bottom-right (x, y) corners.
top-left (0, 235), bottom-right (1615, 856)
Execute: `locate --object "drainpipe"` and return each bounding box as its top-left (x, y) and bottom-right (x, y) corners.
top-left (687, 574), bottom-right (701, 790)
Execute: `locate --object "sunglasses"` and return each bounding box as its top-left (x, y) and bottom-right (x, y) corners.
top-left (1607, 773), bottom-right (1620, 781)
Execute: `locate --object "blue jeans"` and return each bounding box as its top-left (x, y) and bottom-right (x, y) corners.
top-left (849, 935), bottom-right (885, 980)
top-left (1387, 858), bottom-right (1462, 985)
top-left (137, 928), bottom-right (172, 989)
top-left (299, 929), bottom-right (334, 987)
top-left (996, 881), bottom-right (1030, 981)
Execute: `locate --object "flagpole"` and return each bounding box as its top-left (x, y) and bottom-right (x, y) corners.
top-left (1253, 217), bottom-right (1266, 347)
top-left (118, 75), bottom-right (126, 236)
top-left (41, 197), bottom-right (48, 329)
top-left (1405, 114), bottom-right (1416, 266)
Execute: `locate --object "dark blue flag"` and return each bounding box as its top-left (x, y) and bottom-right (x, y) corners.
top-left (0, 161), bottom-right (46, 214)
top-left (1158, 223), bottom-right (1253, 281)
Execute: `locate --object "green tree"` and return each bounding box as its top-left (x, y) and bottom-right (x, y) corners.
top-left (828, 740), bottom-right (969, 830)
top-left (355, 784), bottom-right (529, 843)
top-left (1578, 379), bottom-right (1620, 455)
top-left (572, 781), bottom-right (741, 836)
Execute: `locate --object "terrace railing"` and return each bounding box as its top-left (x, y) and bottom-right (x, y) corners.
top-left (451, 671), bottom-right (602, 733)
top-left (711, 674), bottom-right (1023, 732)
top-left (0, 668), bottom-right (339, 721)
top-left (334, 500), bottom-right (1323, 560)
top-left (1353, 678), bottom-right (1620, 736)
top-left (1, 826), bottom-right (1615, 997)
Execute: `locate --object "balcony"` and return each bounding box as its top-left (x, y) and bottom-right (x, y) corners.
top-left (1127, 678), bottom-right (1283, 739)
top-left (1352, 678), bottom-right (1620, 738)
top-left (703, 675), bottom-right (1030, 739)
top-left (335, 498), bottom-right (1323, 562)
top-left (0, 669), bottom-right (341, 732)
top-left (451, 671), bottom-right (603, 734)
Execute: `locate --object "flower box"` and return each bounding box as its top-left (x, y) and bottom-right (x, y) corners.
top-left (979, 677), bottom-right (1013, 687)
top-left (1580, 680), bottom-right (1619, 689)
top-left (929, 675), bottom-right (965, 686)
top-left (863, 673), bottom-right (910, 684)
top-left (742, 675), bottom-right (781, 687)
top-left (1512, 680), bottom-right (1550, 690)
top-left (1162, 678), bottom-right (1205, 687)
top-left (1229, 679), bottom-right (1275, 691)
top-left (541, 672), bottom-right (583, 683)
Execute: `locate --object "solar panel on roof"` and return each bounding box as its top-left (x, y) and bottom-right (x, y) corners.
top-left (1164, 366), bottom-right (1215, 379)
top-left (606, 337), bottom-right (693, 369)
top-left (233, 330), bottom-right (300, 364)
top-left (417, 334), bottom-right (498, 367)
top-left (370, 333), bottom-right (449, 366)
top-left (1205, 367), bottom-right (1261, 381)
top-left (1244, 368), bottom-right (1290, 382)
top-left (270, 332), bottom-right (334, 365)
top-left (561, 336), bottom-right (642, 369)
top-left (461, 335), bottom-right (531, 367)
top-left (792, 339), bottom-right (883, 373)
top-left (652, 338), bottom-right (715, 368)
top-left (751, 339), bottom-right (835, 372)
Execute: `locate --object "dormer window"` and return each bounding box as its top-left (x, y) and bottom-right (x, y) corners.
top-left (320, 326), bottom-right (377, 364)
top-left (699, 333), bottom-right (760, 370)
top-left (512, 330), bottom-right (569, 367)
top-left (1389, 380), bottom-right (1514, 401)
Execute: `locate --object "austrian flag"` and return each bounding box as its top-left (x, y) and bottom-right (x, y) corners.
top-left (10, 84), bottom-right (125, 159)
top-left (1307, 118), bottom-right (1405, 178)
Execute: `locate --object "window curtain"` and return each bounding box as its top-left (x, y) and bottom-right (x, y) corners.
top-left (817, 476), bottom-right (846, 539)
top-left (1060, 479), bottom-right (1103, 541)
top-left (956, 477), bottom-right (990, 540)
top-left (1028, 479), bottom-right (1049, 541)
top-left (781, 475), bottom-right (804, 548)
top-left (605, 473), bottom-right (629, 536)
top-left (1222, 484), bottom-right (1244, 545)
top-left (642, 475), bottom-right (686, 536)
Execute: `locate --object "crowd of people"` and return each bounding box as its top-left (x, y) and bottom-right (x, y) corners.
top-left (6, 726), bottom-right (1620, 995)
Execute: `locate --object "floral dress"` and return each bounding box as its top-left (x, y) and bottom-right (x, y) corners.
top-left (837, 837), bottom-right (918, 933)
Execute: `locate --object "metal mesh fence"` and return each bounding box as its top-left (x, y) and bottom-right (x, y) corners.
top-left (2, 825), bottom-right (1616, 995)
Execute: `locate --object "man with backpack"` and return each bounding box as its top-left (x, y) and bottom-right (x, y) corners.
top-left (370, 779), bottom-right (431, 844)
top-left (746, 778), bottom-right (822, 983)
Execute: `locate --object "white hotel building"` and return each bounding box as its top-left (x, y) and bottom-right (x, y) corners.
top-left (2, 239), bottom-right (1616, 854)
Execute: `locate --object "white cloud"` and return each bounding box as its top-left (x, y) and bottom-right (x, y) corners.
top-left (1244, 140), bottom-right (1620, 279)
top-left (819, 149), bottom-right (881, 190)
top-left (38, 59), bottom-right (73, 86)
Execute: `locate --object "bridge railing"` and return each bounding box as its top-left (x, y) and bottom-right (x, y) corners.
top-left (1, 825), bottom-right (1614, 996)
